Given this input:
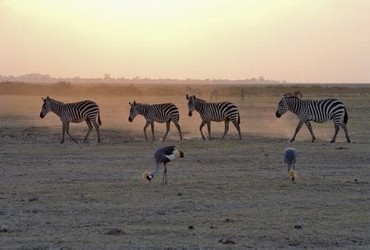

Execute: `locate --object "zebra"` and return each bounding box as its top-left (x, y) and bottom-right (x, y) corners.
top-left (128, 101), bottom-right (182, 141)
top-left (275, 94), bottom-right (351, 143)
top-left (210, 89), bottom-right (220, 100)
top-left (240, 87), bottom-right (247, 101)
top-left (186, 94), bottom-right (242, 140)
top-left (40, 96), bottom-right (102, 143)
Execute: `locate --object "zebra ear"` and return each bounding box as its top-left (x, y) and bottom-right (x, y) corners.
top-left (133, 101), bottom-right (136, 105)
top-left (42, 97), bottom-right (45, 102)
top-left (186, 94), bottom-right (189, 100)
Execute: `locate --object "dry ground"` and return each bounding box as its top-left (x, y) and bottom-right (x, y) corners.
top-left (0, 87), bottom-right (370, 249)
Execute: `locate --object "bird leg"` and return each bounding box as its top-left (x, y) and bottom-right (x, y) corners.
top-left (162, 164), bottom-right (168, 184)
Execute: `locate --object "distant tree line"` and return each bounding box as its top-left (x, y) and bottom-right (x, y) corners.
top-left (1, 81), bottom-right (369, 98)
top-left (0, 73), bottom-right (287, 85)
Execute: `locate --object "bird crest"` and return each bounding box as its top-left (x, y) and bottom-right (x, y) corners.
top-left (141, 170), bottom-right (150, 180)
top-left (141, 170), bottom-right (153, 182)
top-left (288, 170), bottom-right (298, 183)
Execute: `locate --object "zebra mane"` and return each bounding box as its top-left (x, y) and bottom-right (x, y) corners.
top-left (48, 97), bottom-right (64, 104)
top-left (135, 102), bottom-right (150, 106)
top-left (284, 90), bottom-right (302, 99)
top-left (130, 101), bottom-right (149, 106)
top-left (284, 94), bottom-right (301, 100)
top-left (195, 97), bottom-right (206, 103)
top-left (42, 96), bottom-right (64, 104)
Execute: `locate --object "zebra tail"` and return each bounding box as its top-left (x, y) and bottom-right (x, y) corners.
top-left (238, 112), bottom-right (241, 124)
top-left (98, 111), bottom-right (102, 126)
top-left (344, 108), bottom-right (348, 124)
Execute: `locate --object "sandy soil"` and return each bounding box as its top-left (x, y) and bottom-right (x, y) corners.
top-left (0, 88), bottom-right (369, 249)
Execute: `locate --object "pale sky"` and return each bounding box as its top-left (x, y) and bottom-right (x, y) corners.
top-left (1, 0), bottom-right (370, 83)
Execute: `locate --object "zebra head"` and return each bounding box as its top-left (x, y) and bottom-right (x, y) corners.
top-left (128, 101), bottom-right (138, 122)
top-left (276, 95), bottom-right (289, 118)
top-left (186, 94), bottom-right (196, 117)
top-left (40, 96), bottom-right (51, 119)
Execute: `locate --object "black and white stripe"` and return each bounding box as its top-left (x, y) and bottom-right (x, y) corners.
top-left (186, 94), bottom-right (242, 140)
top-left (276, 94), bottom-right (351, 143)
top-left (128, 101), bottom-right (182, 141)
top-left (40, 96), bottom-right (102, 143)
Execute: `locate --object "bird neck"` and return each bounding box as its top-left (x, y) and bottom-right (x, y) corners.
top-left (150, 163), bottom-right (161, 176)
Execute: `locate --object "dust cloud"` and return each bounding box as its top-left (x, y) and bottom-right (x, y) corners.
top-left (0, 83), bottom-right (355, 142)
top-left (0, 86), bottom-right (294, 140)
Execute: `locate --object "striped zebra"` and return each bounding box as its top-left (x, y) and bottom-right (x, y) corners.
top-left (275, 94), bottom-right (351, 143)
top-left (186, 94), bottom-right (242, 140)
top-left (40, 96), bottom-right (102, 143)
top-left (128, 101), bottom-right (182, 141)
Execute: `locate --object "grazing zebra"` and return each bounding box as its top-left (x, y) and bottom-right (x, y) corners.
top-left (186, 94), bottom-right (242, 140)
top-left (128, 101), bottom-right (182, 141)
top-left (40, 96), bottom-right (102, 143)
top-left (240, 87), bottom-right (247, 101)
top-left (142, 146), bottom-right (185, 184)
top-left (210, 89), bottom-right (220, 100)
top-left (275, 94), bottom-right (351, 143)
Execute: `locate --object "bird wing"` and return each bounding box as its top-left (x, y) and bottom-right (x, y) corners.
top-left (154, 146), bottom-right (176, 162)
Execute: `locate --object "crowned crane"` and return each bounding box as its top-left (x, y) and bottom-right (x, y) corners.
top-left (142, 146), bottom-right (184, 184)
top-left (283, 148), bottom-right (298, 183)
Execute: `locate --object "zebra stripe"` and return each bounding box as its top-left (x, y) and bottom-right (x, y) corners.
top-left (186, 94), bottom-right (242, 140)
top-left (40, 96), bottom-right (101, 143)
top-left (128, 101), bottom-right (182, 141)
top-left (276, 95), bottom-right (351, 143)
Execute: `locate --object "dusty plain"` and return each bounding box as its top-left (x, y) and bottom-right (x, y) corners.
top-left (0, 84), bottom-right (369, 249)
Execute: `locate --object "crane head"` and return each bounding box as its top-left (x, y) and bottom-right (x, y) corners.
top-left (141, 170), bottom-right (153, 183)
top-left (288, 170), bottom-right (297, 184)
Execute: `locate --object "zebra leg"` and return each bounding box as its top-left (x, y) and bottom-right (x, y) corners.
top-left (232, 120), bottom-right (242, 140)
top-left (173, 121), bottom-right (183, 140)
top-left (65, 123), bottom-right (78, 143)
top-left (150, 122), bottom-right (155, 141)
top-left (291, 121), bottom-right (304, 142)
top-left (207, 122), bottom-right (211, 140)
top-left (84, 119), bottom-right (93, 143)
top-left (330, 124), bottom-right (340, 143)
top-left (222, 120), bottom-right (230, 139)
top-left (95, 124), bottom-right (101, 143)
top-left (199, 121), bottom-right (206, 140)
top-left (92, 121), bottom-right (101, 143)
top-left (61, 124), bottom-right (66, 144)
top-left (162, 121), bottom-right (171, 141)
top-left (340, 123), bottom-right (351, 143)
top-left (305, 122), bottom-right (316, 142)
top-left (143, 121), bottom-right (150, 141)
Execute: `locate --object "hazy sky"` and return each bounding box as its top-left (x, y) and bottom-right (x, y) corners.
top-left (1, 0), bottom-right (370, 83)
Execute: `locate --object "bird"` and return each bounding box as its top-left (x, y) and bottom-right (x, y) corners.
top-left (283, 148), bottom-right (298, 183)
top-left (142, 146), bottom-right (184, 184)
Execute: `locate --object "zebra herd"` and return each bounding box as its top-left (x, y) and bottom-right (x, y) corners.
top-left (40, 92), bottom-right (351, 144)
